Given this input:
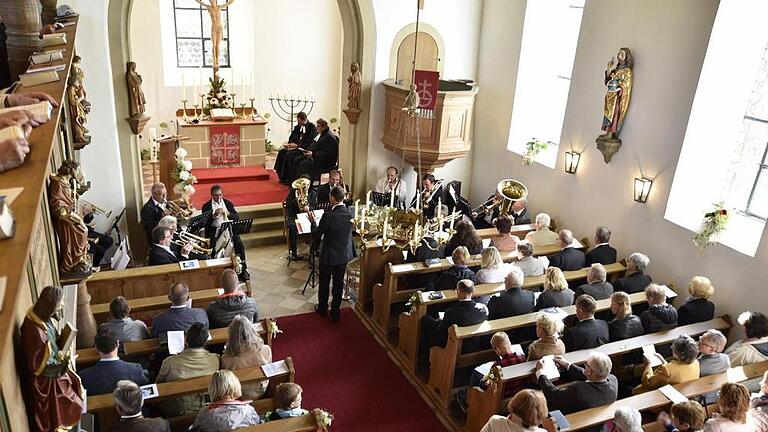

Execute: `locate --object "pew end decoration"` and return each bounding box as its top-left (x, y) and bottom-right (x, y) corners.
top-left (313, 408), bottom-right (333, 431)
top-left (693, 202), bottom-right (729, 250)
top-left (523, 139), bottom-right (553, 166)
top-left (172, 147), bottom-right (198, 209)
top-left (269, 319), bottom-right (283, 340)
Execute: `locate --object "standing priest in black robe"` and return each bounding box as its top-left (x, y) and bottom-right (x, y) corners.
top-left (201, 184), bottom-right (249, 280)
top-left (277, 112), bottom-right (317, 184)
top-left (295, 118), bottom-right (339, 182)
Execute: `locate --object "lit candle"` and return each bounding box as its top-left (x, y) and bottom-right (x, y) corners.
top-left (250, 73), bottom-right (255, 99)
top-left (417, 187), bottom-right (421, 210)
top-left (449, 211), bottom-right (455, 232)
top-left (366, 190), bottom-right (371, 207)
top-left (355, 199), bottom-right (360, 221)
top-left (361, 211), bottom-right (365, 232)
top-left (383, 216), bottom-right (389, 240)
top-left (390, 186), bottom-right (395, 208)
top-left (437, 198), bottom-right (442, 218)
top-left (182, 74), bottom-right (187, 101)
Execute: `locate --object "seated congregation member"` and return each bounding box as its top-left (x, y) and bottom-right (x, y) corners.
top-left (509, 198), bottom-right (531, 225)
top-left (476, 246), bottom-right (512, 284)
top-left (536, 352), bottom-right (618, 415)
top-left (283, 173), bottom-right (317, 261)
top-left (206, 269), bottom-right (257, 329)
top-left (703, 382), bottom-right (754, 432)
top-left (633, 335), bottom-right (700, 395)
top-left (221, 316), bottom-right (272, 400)
top-left (316, 169), bottom-right (352, 205)
top-left (375, 166), bottom-right (407, 207)
top-left (535, 267), bottom-right (575, 310)
top-left (527, 313), bottom-right (566, 361)
top-left (104, 380), bottom-right (171, 432)
top-left (562, 294), bottom-right (609, 351)
top-left (276, 111), bottom-right (316, 184)
top-left (547, 229), bottom-right (585, 271)
top-left (612, 252), bottom-right (652, 294)
top-left (525, 213), bottom-right (558, 246)
top-left (640, 284), bottom-right (678, 334)
top-left (657, 400), bottom-right (707, 432)
top-left (140, 182), bottom-right (170, 243)
top-left (191, 370), bottom-right (260, 432)
top-left (480, 389), bottom-right (548, 432)
top-left (612, 407), bottom-right (643, 432)
top-left (489, 215), bottom-right (520, 252)
top-left (698, 329), bottom-right (730, 404)
top-left (79, 330), bottom-right (149, 396)
top-left (585, 226), bottom-right (617, 266)
top-left (147, 226), bottom-right (193, 266)
top-left (435, 246), bottom-right (477, 291)
top-left (726, 311), bottom-right (768, 367)
top-left (443, 219), bottom-right (483, 258)
top-left (0, 93), bottom-right (58, 174)
top-left (295, 118), bottom-right (339, 181)
top-left (574, 263), bottom-right (614, 300)
top-left (156, 322), bottom-right (220, 417)
top-left (512, 241), bottom-right (546, 277)
top-left (488, 266), bottom-right (534, 320)
top-left (403, 236), bottom-right (441, 290)
top-left (99, 296), bottom-right (149, 342)
top-left (608, 291), bottom-right (643, 342)
top-left (750, 372), bottom-right (768, 431)
top-left (266, 383), bottom-right (309, 421)
top-left (677, 276), bottom-right (715, 326)
top-left (150, 282), bottom-right (209, 338)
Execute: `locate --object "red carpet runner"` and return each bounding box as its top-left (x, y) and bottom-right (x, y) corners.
top-left (190, 169), bottom-right (288, 208)
top-left (272, 309), bottom-right (447, 431)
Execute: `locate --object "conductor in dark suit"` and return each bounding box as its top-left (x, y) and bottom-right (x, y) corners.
top-left (79, 330), bottom-right (149, 396)
top-left (562, 294), bottom-right (610, 351)
top-left (548, 229), bottom-right (586, 271)
top-left (284, 174), bottom-right (318, 261)
top-left (148, 226), bottom-right (193, 266)
top-left (309, 186), bottom-right (354, 322)
top-left (295, 118), bottom-right (339, 182)
top-left (140, 182), bottom-right (171, 243)
top-left (585, 226), bottom-right (617, 266)
top-left (105, 380), bottom-right (171, 432)
top-left (536, 351), bottom-right (618, 416)
top-left (277, 112), bottom-right (317, 184)
top-left (201, 185), bottom-right (248, 279)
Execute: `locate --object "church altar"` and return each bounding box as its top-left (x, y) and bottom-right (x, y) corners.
top-left (175, 109), bottom-right (268, 169)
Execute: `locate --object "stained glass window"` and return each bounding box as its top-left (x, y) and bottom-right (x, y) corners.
top-left (173, 0), bottom-right (230, 68)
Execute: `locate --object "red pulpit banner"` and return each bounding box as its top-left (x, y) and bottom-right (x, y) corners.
top-left (210, 124), bottom-right (241, 166)
top-left (414, 70), bottom-right (440, 110)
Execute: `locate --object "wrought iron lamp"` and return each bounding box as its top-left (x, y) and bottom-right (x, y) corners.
top-left (633, 177), bottom-right (653, 203)
top-left (564, 151), bottom-right (581, 174)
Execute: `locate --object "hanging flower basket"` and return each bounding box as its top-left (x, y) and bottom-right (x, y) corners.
top-left (523, 139), bottom-right (553, 166)
top-left (692, 202), bottom-right (729, 250)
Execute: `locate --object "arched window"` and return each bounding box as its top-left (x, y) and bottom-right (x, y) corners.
top-left (172, 0), bottom-right (230, 68)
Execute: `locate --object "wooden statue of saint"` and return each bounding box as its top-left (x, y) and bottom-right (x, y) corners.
top-left (347, 62), bottom-right (361, 110)
top-left (126, 61), bottom-right (147, 120)
top-left (596, 47), bottom-right (633, 162)
top-left (20, 285), bottom-right (84, 432)
top-left (49, 160), bottom-right (92, 277)
top-left (67, 75), bottom-right (91, 148)
top-left (195, 0), bottom-right (235, 80)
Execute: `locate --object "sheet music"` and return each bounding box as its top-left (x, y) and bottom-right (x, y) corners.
top-left (474, 361), bottom-right (494, 377)
top-left (661, 284), bottom-right (677, 298)
top-left (540, 307), bottom-right (568, 322)
top-left (179, 260), bottom-right (200, 270)
top-left (642, 344), bottom-right (662, 367)
top-left (167, 331), bottom-right (185, 355)
top-left (482, 238), bottom-right (491, 249)
top-left (261, 360), bottom-right (289, 377)
top-left (659, 384), bottom-right (688, 404)
top-left (296, 209), bottom-right (325, 234)
top-left (539, 355), bottom-right (560, 380)
top-left (255, 321), bottom-right (265, 332)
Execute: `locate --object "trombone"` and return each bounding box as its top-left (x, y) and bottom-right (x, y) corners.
top-left (79, 199), bottom-right (113, 218)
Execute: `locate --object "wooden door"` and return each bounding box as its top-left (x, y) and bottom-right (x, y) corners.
top-left (396, 32), bottom-right (439, 86)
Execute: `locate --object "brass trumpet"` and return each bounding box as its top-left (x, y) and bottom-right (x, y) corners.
top-left (172, 239), bottom-right (212, 255)
top-left (79, 199), bottom-right (113, 218)
top-left (179, 231), bottom-right (211, 248)
top-left (167, 200), bottom-right (193, 219)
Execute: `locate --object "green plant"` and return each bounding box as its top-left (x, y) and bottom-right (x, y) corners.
top-left (693, 202), bottom-right (729, 250)
top-left (522, 138), bottom-right (553, 166)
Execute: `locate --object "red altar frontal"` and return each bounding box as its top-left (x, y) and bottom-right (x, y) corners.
top-left (175, 112), bottom-right (269, 169)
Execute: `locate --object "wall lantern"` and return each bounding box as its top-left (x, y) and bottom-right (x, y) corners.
top-left (633, 177), bottom-right (653, 203)
top-left (564, 151), bottom-right (581, 174)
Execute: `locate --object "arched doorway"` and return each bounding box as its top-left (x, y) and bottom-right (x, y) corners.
top-left (395, 31), bottom-right (439, 86)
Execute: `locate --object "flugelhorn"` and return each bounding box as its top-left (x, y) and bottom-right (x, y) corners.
top-left (79, 199), bottom-right (112, 218)
top-left (179, 231), bottom-right (210, 248)
top-left (167, 200), bottom-right (192, 219)
top-left (421, 179), bottom-right (444, 211)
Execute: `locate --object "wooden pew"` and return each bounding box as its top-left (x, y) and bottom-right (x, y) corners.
top-left (90, 288), bottom-right (224, 325)
top-left (237, 409), bottom-right (326, 432)
top-left (87, 357), bottom-right (295, 428)
top-left (372, 239), bottom-right (588, 333)
top-left (463, 317), bottom-right (731, 431)
top-left (396, 262), bottom-right (627, 371)
top-left (542, 361), bottom-right (768, 432)
top-left (476, 223), bottom-right (536, 240)
top-left (76, 318), bottom-right (274, 368)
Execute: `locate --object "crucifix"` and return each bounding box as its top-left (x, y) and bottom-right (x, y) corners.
top-left (194, 0), bottom-right (235, 81)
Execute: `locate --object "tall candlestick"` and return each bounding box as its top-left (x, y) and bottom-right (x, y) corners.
top-left (250, 73), bottom-right (255, 99)
top-left (449, 212), bottom-right (455, 232)
top-left (383, 216), bottom-right (388, 240)
top-left (366, 190), bottom-right (371, 208)
top-left (149, 127), bottom-right (157, 162)
top-left (355, 199), bottom-right (359, 221)
top-left (390, 186), bottom-right (395, 208)
top-left (182, 74), bottom-right (187, 101)
top-left (437, 198), bottom-right (442, 218)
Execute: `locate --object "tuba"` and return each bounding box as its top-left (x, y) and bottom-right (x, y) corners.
top-left (292, 177), bottom-right (311, 209)
top-left (496, 179), bottom-right (528, 215)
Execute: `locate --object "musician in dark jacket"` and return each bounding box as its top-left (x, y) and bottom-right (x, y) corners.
top-left (277, 112), bottom-right (317, 184)
top-left (612, 252), bottom-right (652, 294)
top-left (471, 192), bottom-right (502, 229)
top-left (509, 198), bottom-right (530, 225)
top-left (316, 170), bottom-right (352, 205)
top-left (404, 236), bottom-right (441, 290)
top-left (310, 186), bottom-right (354, 322)
top-left (677, 276), bottom-right (715, 326)
top-left (573, 264), bottom-right (614, 301)
top-left (283, 174), bottom-right (317, 261)
top-left (148, 226), bottom-right (193, 266)
top-left (562, 295), bottom-right (610, 351)
top-left (79, 330), bottom-right (149, 396)
top-left (410, 174), bottom-right (442, 219)
top-left (434, 246), bottom-right (477, 291)
top-left (201, 185), bottom-right (248, 279)
top-left (140, 182), bottom-right (170, 243)
top-left (105, 381), bottom-right (171, 432)
top-left (295, 118), bottom-right (339, 181)
top-left (585, 226), bottom-right (617, 266)
top-left (548, 229), bottom-right (586, 271)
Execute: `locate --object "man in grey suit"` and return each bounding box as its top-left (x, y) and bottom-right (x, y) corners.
top-left (150, 282), bottom-right (209, 338)
top-left (536, 351), bottom-right (618, 419)
top-left (574, 264), bottom-right (614, 300)
top-left (104, 380), bottom-right (170, 432)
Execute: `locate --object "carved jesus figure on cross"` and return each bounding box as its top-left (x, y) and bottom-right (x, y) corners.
top-left (194, 0), bottom-right (235, 80)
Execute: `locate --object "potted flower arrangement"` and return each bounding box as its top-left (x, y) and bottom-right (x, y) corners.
top-left (205, 76), bottom-right (233, 113)
top-left (172, 147), bottom-right (198, 208)
top-left (692, 202), bottom-right (729, 250)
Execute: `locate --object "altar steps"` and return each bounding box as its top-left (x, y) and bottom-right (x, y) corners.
top-left (239, 203), bottom-right (286, 247)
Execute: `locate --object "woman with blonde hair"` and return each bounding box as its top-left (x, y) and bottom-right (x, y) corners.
top-left (534, 267), bottom-right (574, 310)
top-left (677, 276), bottom-right (715, 326)
top-left (527, 312), bottom-right (566, 361)
top-left (480, 389), bottom-right (548, 432)
top-left (703, 382), bottom-right (754, 431)
top-left (476, 247), bottom-right (512, 284)
top-left (608, 291), bottom-right (643, 341)
top-left (221, 315), bottom-right (273, 400)
top-left (191, 370), bottom-right (260, 431)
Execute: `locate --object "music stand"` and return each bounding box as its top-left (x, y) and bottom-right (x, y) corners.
top-left (371, 191), bottom-right (399, 207)
top-left (229, 219), bottom-right (253, 236)
top-left (106, 207), bottom-right (126, 245)
top-left (187, 211), bottom-right (212, 234)
top-left (314, 201), bottom-right (332, 211)
top-left (303, 241), bottom-right (320, 295)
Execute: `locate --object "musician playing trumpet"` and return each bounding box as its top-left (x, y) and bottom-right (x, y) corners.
top-left (201, 185), bottom-right (249, 280)
top-left (140, 182), bottom-right (173, 243)
top-left (410, 174), bottom-right (442, 219)
top-left (375, 166), bottom-right (406, 208)
top-left (283, 174), bottom-right (317, 261)
top-left (157, 215), bottom-right (209, 261)
top-left (148, 226), bottom-right (194, 266)
top-left (471, 191), bottom-right (503, 229)
top-left (317, 170), bottom-right (352, 205)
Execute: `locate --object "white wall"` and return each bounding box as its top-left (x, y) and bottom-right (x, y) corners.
top-left (366, 0), bottom-right (483, 201)
top-left (129, 0), bottom-right (343, 143)
top-left (67, 0), bottom-right (126, 232)
top-left (472, 0), bottom-right (768, 334)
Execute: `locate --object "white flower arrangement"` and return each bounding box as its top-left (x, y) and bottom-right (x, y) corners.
top-left (182, 159), bottom-right (193, 171)
top-left (184, 184), bottom-right (195, 194)
top-left (178, 170), bottom-right (191, 181)
top-left (175, 147), bottom-right (188, 159)
top-left (173, 148), bottom-right (197, 200)
top-left (315, 409), bottom-right (333, 430)
top-left (269, 319), bottom-right (283, 339)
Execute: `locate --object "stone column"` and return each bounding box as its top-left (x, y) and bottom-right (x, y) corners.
top-left (75, 280), bottom-right (97, 349)
top-left (0, 0), bottom-right (42, 81)
top-left (40, 0), bottom-right (58, 25)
